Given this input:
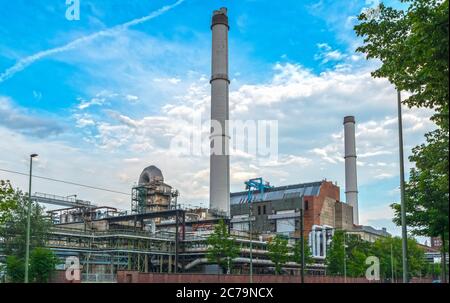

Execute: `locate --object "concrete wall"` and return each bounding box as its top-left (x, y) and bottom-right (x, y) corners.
top-left (335, 201), bottom-right (354, 230)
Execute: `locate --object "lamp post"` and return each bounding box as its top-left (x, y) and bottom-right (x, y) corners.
top-left (249, 202), bottom-right (253, 283)
top-left (300, 197), bottom-right (305, 283)
top-left (24, 153), bottom-right (38, 283)
top-left (397, 90), bottom-right (409, 283)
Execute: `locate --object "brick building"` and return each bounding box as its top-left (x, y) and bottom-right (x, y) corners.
top-left (230, 180), bottom-right (353, 237)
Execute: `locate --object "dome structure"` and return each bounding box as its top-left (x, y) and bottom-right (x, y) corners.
top-left (138, 165), bottom-right (164, 185)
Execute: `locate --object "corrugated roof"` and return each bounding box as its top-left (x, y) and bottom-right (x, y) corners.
top-left (230, 181), bottom-right (323, 205)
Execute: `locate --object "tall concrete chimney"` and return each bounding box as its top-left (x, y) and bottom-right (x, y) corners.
top-left (209, 8), bottom-right (230, 216)
top-left (344, 116), bottom-right (359, 224)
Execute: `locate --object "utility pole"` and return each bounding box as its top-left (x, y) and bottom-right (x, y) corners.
top-left (25, 153), bottom-right (38, 283)
top-left (249, 202), bottom-right (253, 283)
top-left (300, 196), bottom-right (305, 283)
top-left (397, 90), bottom-right (409, 283)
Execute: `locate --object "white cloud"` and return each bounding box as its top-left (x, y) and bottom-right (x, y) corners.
top-left (314, 43), bottom-right (346, 64)
top-left (125, 95), bottom-right (139, 102)
top-left (0, 59), bottom-right (437, 219)
top-left (66, 62), bottom-right (434, 204)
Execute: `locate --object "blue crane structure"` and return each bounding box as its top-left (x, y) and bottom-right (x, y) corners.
top-left (244, 177), bottom-right (272, 283)
top-left (244, 177), bottom-right (273, 203)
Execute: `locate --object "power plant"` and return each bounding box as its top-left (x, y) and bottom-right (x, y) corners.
top-left (0, 8), bottom-right (393, 282)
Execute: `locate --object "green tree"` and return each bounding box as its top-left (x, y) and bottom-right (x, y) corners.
top-left (0, 182), bottom-right (52, 259)
top-left (391, 129), bottom-right (449, 280)
top-left (267, 235), bottom-right (289, 275)
top-left (292, 237), bottom-right (314, 266)
top-left (29, 247), bottom-right (58, 283)
top-left (0, 180), bottom-right (19, 225)
top-left (206, 219), bottom-right (240, 274)
top-left (326, 231), bottom-right (371, 277)
top-left (326, 231), bottom-right (345, 276)
top-left (371, 236), bottom-right (426, 281)
top-left (354, 0), bottom-right (449, 129)
top-left (347, 249), bottom-right (368, 278)
top-left (5, 255), bottom-right (24, 283)
top-left (355, 0), bottom-right (449, 282)
top-left (0, 180), bottom-right (55, 283)
top-left (5, 248), bottom-right (58, 283)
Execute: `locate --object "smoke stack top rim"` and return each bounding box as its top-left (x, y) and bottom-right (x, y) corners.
top-left (343, 116), bottom-right (355, 124)
top-left (213, 7), bottom-right (227, 15)
top-left (212, 7), bottom-right (229, 29)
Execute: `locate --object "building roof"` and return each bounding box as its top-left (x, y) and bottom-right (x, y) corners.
top-left (230, 181), bottom-right (323, 205)
top-left (350, 225), bottom-right (391, 237)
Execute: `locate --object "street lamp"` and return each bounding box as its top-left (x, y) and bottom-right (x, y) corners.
top-left (300, 197), bottom-right (305, 283)
top-left (249, 202), bottom-right (253, 283)
top-left (397, 90), bottom-right (409, 283)
top-left (24, 153), bottom-right (38, 283)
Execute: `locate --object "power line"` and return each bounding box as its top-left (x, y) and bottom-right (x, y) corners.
top-left (0, 168), bottom-right (131, 196)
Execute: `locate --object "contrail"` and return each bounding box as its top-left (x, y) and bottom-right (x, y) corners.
top-left (0, 0), bottom-right (184, 83)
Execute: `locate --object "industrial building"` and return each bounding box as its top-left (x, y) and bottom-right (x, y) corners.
top-left (0, 7), bottom-right (393, 281)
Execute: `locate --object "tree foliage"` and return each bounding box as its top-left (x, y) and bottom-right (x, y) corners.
top-left (0, 180), bottom-right (57, 282)
top-left (5, 248), bottom-right (58, 283)
top-left (0, 180), bottom-right (19, 225)
top-left (206, 219), bottom-right (240, 274)
top-left (29, 247), bottom-right (59, 283)
top-left (326, 231), bottom-right (372, 277)
top-left (326, 231), bottom-right (346, 276)
top-left (392, 129), bottom-right (449, 238)
top-left (355, 0), bottom-right (449, 280)
top-left (372, 236), bottom-right (426, 281)
top-left (326, 232), bottom-right (427, 279)
top-left (0, 182), bottom-right (52, 259)
top-left (5, 255), bottom-right (24, 283)
top-left (267, 235), bottom-right (289, 275)
top-left (354, 0), bottom-right (449, 129)
top-left (292, 237), bottom-right (314, 266)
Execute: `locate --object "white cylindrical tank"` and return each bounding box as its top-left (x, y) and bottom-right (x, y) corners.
top-left (344, 116), bottom-right (359, 224)
top-left (210, 7), bottom-right (230, 216)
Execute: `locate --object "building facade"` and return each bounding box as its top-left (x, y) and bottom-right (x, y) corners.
top-left (230, 181), bottom-right (353, 237)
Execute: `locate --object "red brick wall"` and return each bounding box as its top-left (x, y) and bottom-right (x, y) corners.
top-left (117, 271), bottom-right (375, 283)
top-left (303, 181), bottom-right (340, 237)
top-left (48, 270), bottom-right (81, 283)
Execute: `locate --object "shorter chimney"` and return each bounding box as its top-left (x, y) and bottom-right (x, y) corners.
top-left (344, 116), bottom-right (359, 225)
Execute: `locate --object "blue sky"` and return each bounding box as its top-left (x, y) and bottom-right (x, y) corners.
top-left (0, 0), bottom-right (434, 240)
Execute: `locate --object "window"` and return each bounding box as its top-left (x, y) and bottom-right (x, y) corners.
top-left (304, 200), bottom-right (309, 210)
top-left (258, 205), bottom-right (261, 215)
top-left (276, 210), bottom-right (295, 234)
top-left (263, 205), bottom-right (267, 215)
